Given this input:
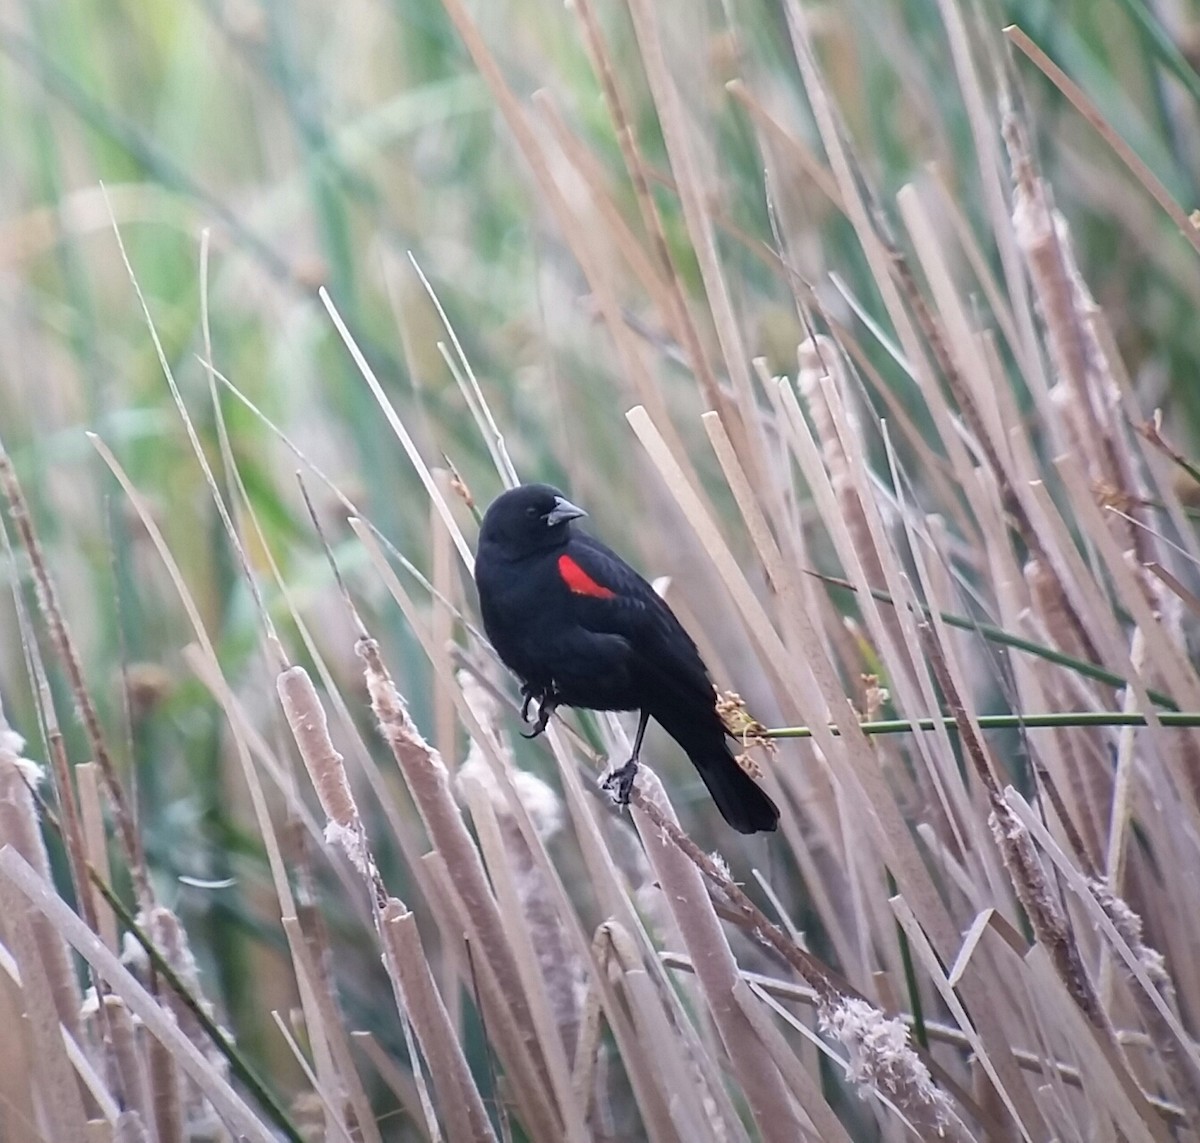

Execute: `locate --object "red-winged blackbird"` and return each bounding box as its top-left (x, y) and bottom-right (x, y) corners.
top-left (475, 484), bottom-right (780, 834)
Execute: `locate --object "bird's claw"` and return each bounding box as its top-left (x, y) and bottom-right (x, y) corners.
top-left (600, 759), bottom-right (640, 806)
top-left (519, 686), bottom-right (558, 739)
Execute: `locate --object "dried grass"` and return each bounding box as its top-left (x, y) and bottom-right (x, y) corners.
top-left (2, 2), bottom-right (1200, 1141)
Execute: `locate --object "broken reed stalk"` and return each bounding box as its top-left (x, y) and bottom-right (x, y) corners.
top-left (102, 994), bottom-right (156, 1134)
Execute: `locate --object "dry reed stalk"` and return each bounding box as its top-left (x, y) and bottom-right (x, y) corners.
top-left (628, 770), bottom-right (805, 1142)
top-left (890, 900), bottom-right (1053, 1138)
top-left (91, 429), bottom-right (356, 1100)
top-left (1020, 564), bottom-right (1113, 864)
top-left (1043, 456), bottom-right (1200, 987)
top-left (0, 940), bottom-right (38, 1143)
top-left (892, 188), bottom-right (1103, 673)
top-left (112, 316), bottom-right (364, 1138)
top-left (1104, 628), bottom-right (1148, 888)
top-left (100, 995), bottom-right (156, 1139)
top-left (778, 375), bottom-right (986, 908)
top-left (812, 368), bottom-right (1008, 928)
top-left (918, 621), bottom-right (1109, 1034)
top-left (436, 0), bottom-right (706, 493)
top-left (1009, 792), bottom-right (1200, 1112)
top-left (350, 640), bottom-right (573, 1137)
top-left (187, 651), bottom-right (352, 1139)
top-left (140, 907), bottom-right (229, 1139)
top-left (419, 851), bottom-right (565, 1141)
top-left (729, 980), bottom-right (851, 1143)
top-left (175, 396), bottom-right (389, 1125)
top-left (623, 0), bottom-right (771, 501)
top-left (319, 291), bottom-right (475, 573)
top-left (270, 1013), bottom-right (357, 1143)
top-left (113, 1110), bottom-right (152, 1143)
top-left (1088, 882), bottom-right (1200, 1122)
top-left (891, 196), bottom-right (1011, 472)
top-left (1003, 116), bottom-right (1170, 623)
top-left (628, 403), bottom-right (964, 966)
top-left (354, 638), bottom-right (541, 1022)
top-left (1052, 453), bottom-right (1200, 715)
top-left (0, 445), bottom-right (152, 912)
top-left (506, 708), bottom-right (750, 1143)
top-left (277, 661), bottom-right (498, 1142)
top-left (351, 1031), bottom-right (436, 1142)
top-left (1020, 943), bottom-right (1171, 1143)
top-left (727, 79), bottom-right (845, 213)
top-left (350, 518), bottom-right (637, 1125)
top-left (781, 0), bottom-right (981, 506)
top-left (278, 913), bottom-right (381, 1143)
top-left (277, 666), bottom-right (375, 890)
top-left (147, 1038), bottom-right (183, 1143)
top-left (77, 762), bottom-right (119, 954)
top-left (931, 0), bottom-right (1046, 394)
top-left (182, 644), bottom-right (388, 1140)
top-left (1005, 27), bottom-right (1200, 259)
top-left (591, 920), bottom-right (725, 1143)
top-left (778, 374), bottom-right (978, 841)
top-left (0, 863), bottom-right (90, 1140)
top-left (668, 948), bottom-right (1190, 1124)
top-left (459, 782), bottom-right (589, 1142)
top-left (796, 337), bottom-right (911, 679)
top-left (571, 0), bottom-right (723, 406)
top-left (457, 672), bottom-right (584, 1064)
top-left (531, 93), bottom-right (685, 330)
top-left (632, 780), bottom-right (970, 1140)
top-left (379, 901), bottom-right (497, 1143)
top-left (432, 472), bottom-right (460, 780)
top-left (0, 726), bottom-right (82, 1040)
top-left (406, 253), bottom-right (519, 491)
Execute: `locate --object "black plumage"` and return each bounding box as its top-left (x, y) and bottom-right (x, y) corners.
top-left (474, 483), bottom-right (779, 834)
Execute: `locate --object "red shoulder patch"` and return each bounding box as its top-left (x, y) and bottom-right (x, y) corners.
top-left (558, 554), bottom-right (616, 599)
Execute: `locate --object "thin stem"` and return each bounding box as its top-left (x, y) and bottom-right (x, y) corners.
top-left (807, 568), bottom-right (1179, 709)
top-left (766, 710), bottom-right (1200, 739)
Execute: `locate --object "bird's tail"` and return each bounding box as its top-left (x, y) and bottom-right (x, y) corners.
top-left (655, 706), bottom-right (780, 834)
top-left (691, 746), bottom-right (780, 834)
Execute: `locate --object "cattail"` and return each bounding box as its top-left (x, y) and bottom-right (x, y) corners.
top-left (277, 664), bottom-right (373, 883)
top-left (141, 906), bottom-right (229, 1139)
top-left (819, 996), bottom-right (955, 1134)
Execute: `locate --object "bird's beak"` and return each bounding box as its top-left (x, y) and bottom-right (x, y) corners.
top-left (546, 496), bottom-right (587, 526)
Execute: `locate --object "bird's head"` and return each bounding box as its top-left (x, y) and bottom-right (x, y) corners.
top-left (478, 483), bottom-right (587, 558)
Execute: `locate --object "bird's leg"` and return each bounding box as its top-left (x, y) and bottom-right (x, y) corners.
top-left (520, 686), bottom-right (559, 739)
top-left (602, 709), bottom-right (650, 806)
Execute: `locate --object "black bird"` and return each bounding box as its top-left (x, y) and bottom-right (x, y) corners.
top-left (474, 483), bottom-right (779, 834)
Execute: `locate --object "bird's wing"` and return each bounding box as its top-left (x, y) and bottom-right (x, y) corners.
top-left (558, 536), bottom-right (715, 702)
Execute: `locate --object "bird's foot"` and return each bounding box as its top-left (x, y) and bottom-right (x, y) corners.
top-left (520, 688), bottom-right (558, 739)
top-left (600, 758), bottom-right (640, 806)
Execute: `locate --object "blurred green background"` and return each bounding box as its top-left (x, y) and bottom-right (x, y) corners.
top-left (2, 0), bottom-right (1199, 1104)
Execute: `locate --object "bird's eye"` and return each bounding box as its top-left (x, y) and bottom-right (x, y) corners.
top-left (526, 505), bottom-right (540, 519)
